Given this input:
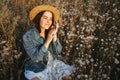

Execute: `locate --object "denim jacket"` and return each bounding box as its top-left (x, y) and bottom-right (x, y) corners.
top-left (22, 27), bottom-right (62, 73)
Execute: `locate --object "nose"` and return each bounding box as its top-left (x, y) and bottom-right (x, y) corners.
top-left (46, 19), bottom-right (52, 23)
top-left (47, 19), bottom-right (49, 23)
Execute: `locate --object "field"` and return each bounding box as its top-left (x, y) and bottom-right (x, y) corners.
top-left (0, 0), bottom-right (119, 80)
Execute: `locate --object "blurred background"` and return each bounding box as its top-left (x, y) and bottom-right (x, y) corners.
top-left (0, 0), bottom-right (119, 80)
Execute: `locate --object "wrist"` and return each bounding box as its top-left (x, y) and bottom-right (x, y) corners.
top-left (53, 35), bottom-right (57, 42)
top-left (44, 40), bottom-right (51, 49)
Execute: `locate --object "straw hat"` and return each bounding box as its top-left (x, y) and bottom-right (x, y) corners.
top-left (29, 5), bottom-right (60, 22)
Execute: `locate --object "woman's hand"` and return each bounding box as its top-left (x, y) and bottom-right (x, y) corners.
top-left (44, 28), bottom-right (56, 49)
top-left (44, 22), bottom-right (59, 48)
top-left (52, 22), bottom-right (59, 42)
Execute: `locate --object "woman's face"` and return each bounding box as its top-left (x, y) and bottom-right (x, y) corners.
top-left (40, 11), bottom-right (53, 30)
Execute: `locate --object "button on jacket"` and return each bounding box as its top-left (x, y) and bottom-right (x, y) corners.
top-left (22, 27), bottom-right (62, 73)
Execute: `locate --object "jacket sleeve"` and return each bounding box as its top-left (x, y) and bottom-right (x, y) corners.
top-left (52, 38), bottom-right (62, 55)
top-left (22, 33), bottom-right (48, 63)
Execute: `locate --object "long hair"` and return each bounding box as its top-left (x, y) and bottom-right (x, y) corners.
top-left (33, 11), bottom-right (54, 39)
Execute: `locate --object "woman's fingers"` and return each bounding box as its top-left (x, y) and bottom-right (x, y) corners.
top-left (49, 29), bottom-right (55, 36)
top-left (56, 22), bottom-right (59, 28)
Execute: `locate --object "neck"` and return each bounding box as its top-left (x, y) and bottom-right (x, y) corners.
top-left (40, 28), bottom-right (45, 38)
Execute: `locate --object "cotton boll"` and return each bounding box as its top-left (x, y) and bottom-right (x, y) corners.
top-left (1, 52), bottom-right (9, 57)
top-left (107, 77), bottom-right (110, 80)
top-left (94, 64), bottom-right (97, 67)
top-left (116, 53), bottom-right (119, 57)
top-left (84, 74), bottom-right (88, 78)
top-left (66, 40), bottom-right (69, 44)
top-left (80, 44), bottom-right (83, 47)
top-left (112, 17), bottom-right (115, 20)
top-left (79, 60), bottom-right (85, 66)
top-left (114, 58), bottom-right (119, 64)
top-left (14, 55), bottom-right (19, 59)
top-left (77, 75), bottom-right (81, 79)
top-left (0, 40), bottom-right (6, 45)
top-left (101, 39), bottom-right (104, 42)
top-left (88, 55), bottom-right (91, 58)
top-left (13, 50), bottom-right (17, 54)
top-left (85, 59), bottom-right (90, 64)
top-left (90, 58), bottom-right (94, 62)
top-left (76, 25), bottom-right (79, 28)
top-left (76, 47), bottom-right (79, 50)
top-left (102, 74), bottom-right (107, 78)
top-left (70, 45), bottom-right (72, 48)
top-left (80, 17), bottom-right (86, 21)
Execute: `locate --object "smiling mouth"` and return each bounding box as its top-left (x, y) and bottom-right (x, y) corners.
top-left (44, 25), bottom-right (51, 28)
top-left (46, 24), bottom-right (50, 26)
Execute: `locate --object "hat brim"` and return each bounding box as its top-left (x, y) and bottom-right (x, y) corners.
top-left (29, 5), bottom-right (60, 22)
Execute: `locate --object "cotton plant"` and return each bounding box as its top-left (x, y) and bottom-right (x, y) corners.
top-left (0, 0), bottom-right (119, 80)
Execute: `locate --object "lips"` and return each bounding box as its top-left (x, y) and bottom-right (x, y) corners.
top-left (44, 25), bottom-right (50, 29)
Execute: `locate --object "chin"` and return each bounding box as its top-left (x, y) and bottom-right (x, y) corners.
top-left (45, 27), bottom-right (50, 30)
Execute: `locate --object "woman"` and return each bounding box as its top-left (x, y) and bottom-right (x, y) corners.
top-left (22, 5), bottom-right (74, 80)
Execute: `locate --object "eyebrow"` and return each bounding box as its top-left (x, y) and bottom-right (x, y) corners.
top-left (42, 15), bottom-right (52, 19)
